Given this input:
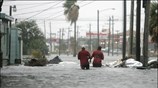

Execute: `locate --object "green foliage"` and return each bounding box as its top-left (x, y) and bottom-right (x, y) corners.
top-left (31, 49), bottom-right (43, 59)
top-left (16, 20), bottom-right (48, 55)
top-left (150, 2), bottom-right (158, 43)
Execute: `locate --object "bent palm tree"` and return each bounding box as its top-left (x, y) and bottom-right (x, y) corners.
top-left (63, 0), bottom-right (79, 57)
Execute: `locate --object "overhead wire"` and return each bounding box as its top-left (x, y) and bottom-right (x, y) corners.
top-left (14, 1), bottom-right (95, 19)
top-left (3, 1), bottom-right (57, 6)
top-left (43, 0), bottom-right (85, 19)
top-left (24, 1), bottom-right (64, 20)
top-left (80, 0), bottom-right (96, 7)
top-left (18, 2), bottom-right (56, 11)
top-left (34, 1), bottom-right (96, 26)
top-left (44, 10), bottom-right (64, 19)
top-left (16, 0), bottom-right (96, 25)
top-left (14, 6), bottom-right (63, 16)
top-left (46, 0), bottom-right (96, 20)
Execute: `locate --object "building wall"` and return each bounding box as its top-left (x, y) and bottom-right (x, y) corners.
top-left (10, 27), bottom-right (21, 64)
top-left (0, 19), bottom-right (9, 65)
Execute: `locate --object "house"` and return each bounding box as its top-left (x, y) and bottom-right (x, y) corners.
top-left (0, 13), bottom-right (22, 67)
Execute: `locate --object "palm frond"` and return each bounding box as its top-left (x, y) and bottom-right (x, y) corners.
top-left (64, 9), bottom-right (69, 15)
top-left (63, 0), bottom-right (79, 25)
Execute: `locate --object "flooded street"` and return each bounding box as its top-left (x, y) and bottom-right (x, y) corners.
top-left (1, 54), bottom-right (157, 88)
top-left (1, 0), bottom-right (158, 88)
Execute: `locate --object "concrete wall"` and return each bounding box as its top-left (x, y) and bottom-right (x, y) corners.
top-left (10, 27), bottom-right (21, 64)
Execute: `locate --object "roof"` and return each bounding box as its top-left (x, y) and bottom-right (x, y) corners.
top-left (0, 13), bottom-right (13, 21)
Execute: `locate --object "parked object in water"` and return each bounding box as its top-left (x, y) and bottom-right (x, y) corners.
top-left (48, 56), bottom-right (63, 64)
top-left (24, 58), bottom-right (48, 66)
top-left (125, 59), bottom-right (143, 68)
top-left (106, 57), bottom-right (142, 68)
top-left (148, 59), bottom-right (158, 68)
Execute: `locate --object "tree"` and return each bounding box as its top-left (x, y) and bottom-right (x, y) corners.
top-left (0, 0), bottom-right (3, 12)
top-left (63, 0), bottom-right (79, 57)
top-left (16, 20), bottom-right (48, 55)
top-left (150, 2), bottom-right (158, 43)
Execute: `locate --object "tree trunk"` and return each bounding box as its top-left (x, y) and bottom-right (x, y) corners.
top-left (128, 0), bottom-right (134, 57)
top-left (73, 22), bottom-right (77, 57)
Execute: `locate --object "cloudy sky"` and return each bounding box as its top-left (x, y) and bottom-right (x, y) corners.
top-left (2, 0), bottom-right (145, 39)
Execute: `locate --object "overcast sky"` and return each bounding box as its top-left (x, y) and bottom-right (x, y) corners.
top-left (2, 0), bottom-right (145, 39)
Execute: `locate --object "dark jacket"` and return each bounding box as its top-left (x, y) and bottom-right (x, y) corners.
top-left (78, 50), bottom-right (90, 65)
top-left (91, 50), bottom-right (104, 65)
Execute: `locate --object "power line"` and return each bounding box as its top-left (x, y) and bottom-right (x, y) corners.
top-left (14, 6), bottom-right (62, 16)
top-left (3, 1), bottom-right (57, 6)
top-left (24, 1), bottom-right (64, 20)
top-left (17, 0), bottom-right (96, 23)
top-left (13, 0), bottom-right (83, 16)
top-left (43, 0), bottom-right (85, 19)
top-left (80, 0), bottom-right (96, 7)
top-left (45, 0), bottom-right (96, 20)
top-left (18, 2), bottom-right (55, 11)
top-left (44, 10), bottom-right (64, 19)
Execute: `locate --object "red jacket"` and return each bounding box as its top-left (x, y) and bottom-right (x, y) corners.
top-left (78, 50), bottom-right (90, 65)
top-left (91, 50), bottom-right (104, 64)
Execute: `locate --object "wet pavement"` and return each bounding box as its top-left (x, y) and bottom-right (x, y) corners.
top-left (0, 54), bottom-right (157, 88)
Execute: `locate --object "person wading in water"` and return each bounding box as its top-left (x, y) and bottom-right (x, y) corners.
top-left (78, 47), bottom-right (91, 69)
top-left (91, 46), bottom-right (104, 67)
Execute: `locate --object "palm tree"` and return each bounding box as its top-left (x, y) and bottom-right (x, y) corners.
top-left (63, 0), bottom-right (79, 57)
top-left (150, 2), bottom-right (158, 43)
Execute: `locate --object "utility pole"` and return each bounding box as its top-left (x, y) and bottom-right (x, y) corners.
top-left (59, 29), bottom-right (61, 56)
top-left (62, 28), bottom-right (64, 41)
top-left (97, 10), bottom-right (100, 47)
top-left (108, 17), bottom-right (111, 56)
top-left (112, 16), bottom-right (114, 56)
top-left (44, 20), bottom-right (46, 38)
top-left (136, 0), bottom-right (141, 61)
top-left (8, 5), bottom-right (16, 65)
top-left (129, 0), bottom-right (134, 56)
top-left (116, 30), bottom-right (119, 56)
top-left (143, 0), bottom-right (150, 67)
top-left (123, 0), bottom-right (127, 60)
top-left (62, 28), bottom-right (64, 54)
top-left (89, 24), bottom-right (92, 52)
top-left (49, 22), bottom-right (52, 53)
top-left (8, 6), bottom-right (12, 65)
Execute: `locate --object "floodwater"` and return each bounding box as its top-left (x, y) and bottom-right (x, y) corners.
top-left (1, 54), bottom-right (157, 88)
